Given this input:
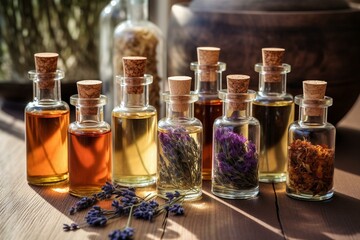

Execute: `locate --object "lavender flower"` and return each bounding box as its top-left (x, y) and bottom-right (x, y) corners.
top-left (69, 196), bottom-right (98, 215)
top-left (108, 227), bottom-right (134, 240)
top-left (214, 127), bottom-right (258, 190)
top-left (63, 223), bottom-right (79, 231)
top-left (158, 127), bottom-right (202, 192)
top-left (168, 204), bottom-right (184, 216)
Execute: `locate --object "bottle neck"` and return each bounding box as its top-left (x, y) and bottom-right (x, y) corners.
top-left (165, 102), bottom-right (195, 120)
top-left (70, 95), bottom-right (107, 124)
top-left (29, 70), bottom-right (64, 103)
top-left (191, 62), bottom-right (226, 94)
top-left (117, 75), bottom-right (151, 108)
top-left (299, 106), bottom-right (328, 125)
top-left (255, 63), bottom-right (290, 95)
top-left (127, 0), bottom-right (148, 22)
top-left (219, 90), bottom-right (255, 120)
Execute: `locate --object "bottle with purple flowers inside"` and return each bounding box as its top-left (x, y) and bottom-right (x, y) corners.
top-left (212, 75), bottom-right (260, 199)
top-left (157, 76), bottom-right (203, 201)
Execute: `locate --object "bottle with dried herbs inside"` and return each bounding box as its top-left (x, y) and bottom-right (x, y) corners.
top-left (157, 76), bottom-right (203, 200)
top-left (113, 0), bottom-right (164, 115)
top-left (25, 53), bottom-right (69, 186)
top-left (68, 80), bottom-right (112, 197)
top-left (191, 47), bottom-right (226, 180)
top-left (252, 48), bottom-right (294, 183)
top-left (287, 80), bottom-right (335, 201)
top-left (212, 75), bottom-right (260, 199)
top-left (112, 56), bottom-right (157, 187)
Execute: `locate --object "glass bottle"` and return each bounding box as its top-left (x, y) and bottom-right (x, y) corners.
top-left (113, 0), bottom-right (164, 115)
top-left (157, 76), bottom-right (203, 201)
top-left (112, 73), bottom-right (157, 187)
top-left (25, 53), bottom-right (69, 186)
top-left (212, 75), bottom-right (260, 199)
top-left (68, 80), bottom-right (112, 197)
top-left (252, 48), bottom-right (294, 183)
top-left (99, 0), bottom-right (127, 120)
top-left (287, 81), bottom-right (335, 201)
top-left (190, 47), bottom-right (226, 180)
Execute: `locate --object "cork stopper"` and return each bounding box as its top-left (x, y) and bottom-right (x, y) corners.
top-left (261, 48), bottom-right (285, 82)
top-left (168, 76), bottom-right (192, 112)
top-left (34, 52), bottom-right (58, 89)
top-left (123, 56), bottom-right (147, 94)
top-left (77, 80), bottom-right (102, 115)
top-left (303, 80), bottom-right (327, 116)
top-left (227, 75), bottom-right (250, 111)
top-left (197, 47), bottom-right (220, 82)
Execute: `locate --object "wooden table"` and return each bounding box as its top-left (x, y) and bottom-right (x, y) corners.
top-left (1, 97), bottom-right (360, 240)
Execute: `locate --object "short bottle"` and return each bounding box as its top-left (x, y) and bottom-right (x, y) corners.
top-left (252, 48), bottom-right (294, 183)
top-left (212, 75), bottom-right (260, 199)
top-left (287, 80), bottom-right (335, 201)
top-left (157, 76), bottom-right (203, 200)
top-left (190, 47), bottom-right (226, 180)
top-left (112, 56), bottom-right (157, 187)
top-left (68, 80), bottom-right (112, 197)
top-left (25, 53), bottom-right (69, 185)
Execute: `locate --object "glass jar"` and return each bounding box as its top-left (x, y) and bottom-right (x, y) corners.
top-left (99, 0), bottom-right (127, 120)
top-left (68, 93), bottom-right (112, 197)
top-left (212, 90), bottom-right (260, 199)
top-left (25, 70), bottom-right (69, 185)
top-left (287, 95), bottom-right (335, 201)
top-left (253, 63), bottom-right (294, 183)
top-left (112, 74), bottom-right (157, 187)
top-left (157, 91), bottom-right (203, 200)
top-left (113, 0), bottom-right (164, 115)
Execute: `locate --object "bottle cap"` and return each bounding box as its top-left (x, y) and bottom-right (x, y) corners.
top-left (168, 76), bottom-right (192, 112)
top-left (303, 80), bottom-right (327, 116)
top-left (227, 74), bottom-right (250, 110)
top-left (34, 52), bottom-right (58, 89)
top-left (77, 80), bottom-right (102, 115)
top-left (197, 47), bottom-right (220, 82)
top-left (123, 56), bottom-right (147, 94)
top-left (261, 48), bottom-right (285, 82)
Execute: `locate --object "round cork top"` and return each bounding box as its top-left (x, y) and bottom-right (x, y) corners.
top-left (168, 76), bottom-right (192, 95)
top-left (227, 75), bottom-right (250, 93)
top-left (34, 53), bottom-right (58, 73)
top-left (123, 56), bottom-right (146, 77)
top-left (303, 80), bottom-right (327, 99)
top-left (262, 48), bottom-right (285, 66)
top-left (197, 47), bottom-right (220, 65)
top-left (77, 80), bottom-right (102, 98)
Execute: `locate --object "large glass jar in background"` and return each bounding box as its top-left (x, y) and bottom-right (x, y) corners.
top-left (113, 0), bottom-right (165, 116)
top-left (99, 0), bottom-right (127, 120)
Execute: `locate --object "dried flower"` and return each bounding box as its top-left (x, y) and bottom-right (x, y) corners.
top-left (288, 139), bottom-right (334, 196)
top-left (109, 227), bottom-right (134, 240)
top-left (158, 127), bottom-right (202, 192)
top-left (213, 127), bottom-right (259, 190)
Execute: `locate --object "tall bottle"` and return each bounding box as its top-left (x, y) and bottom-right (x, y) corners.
top-left (212, 75), bottom-right (260, 199)
top-left (113, 0), bottom-right (164, 115)
top-left (25, 53), bottom-right (69, 185)
top-left (191, 47), bottom-right (226, 180)
top-left (287, 80), bottom-right (335, 201)
top-left (112, 56), bottom-right (157, 187)
top-left (68, 80), bottom-right (112, 197)
top-left (157, 76), bottom-right (203, 200)
top-left (252, 48), bottom-right (294, 183)
top-left (99, 0), bottom-right (127, 119)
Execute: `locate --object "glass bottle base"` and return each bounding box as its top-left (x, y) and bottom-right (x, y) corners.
top-left (113, 176), bottom-right (156, 187)
top-left (286, 187), bottom-right (334, 201)
top-left (69, 186), bottom-right (102, 197)
top-left (27, 173), bottom-right (68, 186)
top-left (259, 173), bottom-right (286, 183)
top-left (157, 186), bottom-right (202, 201)
top-left (211, 185), bottom-right (259, 199)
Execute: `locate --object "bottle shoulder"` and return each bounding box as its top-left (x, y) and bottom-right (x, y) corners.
top-left (214, 116), bottom-right (260, 126)
top-left (68, 121), bottom-right (111, 133)
top-left (158, 117), bottom-right (203, 129)
top-left (289, 121), bottom-right (336, 130)
top-left (25, 101), bottom-right (69, 112)
top-left (254, 92), bottom-right (293, 103)
top-left (114, 20), bottom-right (163, 39)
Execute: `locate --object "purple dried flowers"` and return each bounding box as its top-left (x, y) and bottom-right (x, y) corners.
top-left (213, 127), bottom-right (259, 190)
top-left (109, 227), bottom-right (134, 240)
top-left (158, 127), bottom-right (202, 193)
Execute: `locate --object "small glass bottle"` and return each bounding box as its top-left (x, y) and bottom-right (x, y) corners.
top-left (68, 80), bottom-right (112, 197)
top-left (112, 56), bottom-right (157, 187)
top-left (25, 53), bottom-right (69, 185)
top-left (157, 76), bottom-right (203, 200)
top-left (252, 48), bottom-right (294, 183)
top-left (287, 80), bottom-right (335, 201)
top-left (212, 75), bottom-right (260, 199)
top-left (190, 47), bottom-right (226, 180)
top-left (99, 0), bottom-right (127, 119)
top-left (113, 0), bottom-right (164, 115)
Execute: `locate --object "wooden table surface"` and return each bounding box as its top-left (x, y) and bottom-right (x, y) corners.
top-left (1, 97), bottom-right (359, 240)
